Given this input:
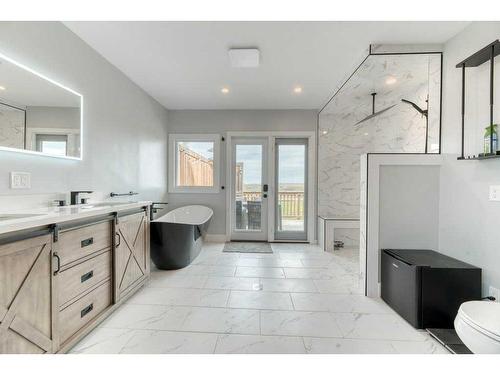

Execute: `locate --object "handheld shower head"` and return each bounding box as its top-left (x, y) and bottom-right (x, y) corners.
top-left (401, 99), bottom-right (428, 117)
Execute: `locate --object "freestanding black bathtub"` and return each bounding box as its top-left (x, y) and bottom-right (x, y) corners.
top-left (150, 205), bottom-right (213, 270)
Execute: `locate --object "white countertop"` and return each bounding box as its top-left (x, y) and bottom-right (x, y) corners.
top-left (0, 201), bottom-right (152, 236)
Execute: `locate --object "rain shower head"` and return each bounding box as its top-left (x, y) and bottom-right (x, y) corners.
top-left (355, 92), bottom-right (397, 126)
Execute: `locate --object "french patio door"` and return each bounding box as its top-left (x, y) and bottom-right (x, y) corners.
top-left (274, 138), bottom-right (308, 241)
top-left (230, 138), bottom-right (268, 241)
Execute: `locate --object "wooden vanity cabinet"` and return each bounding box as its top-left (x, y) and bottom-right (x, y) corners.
top-left (114, 211), bottom-right (150, 302)
top-left (0, 233), bottom-right (55, 354)
top-left (0, 206), bottom-right (151, 354)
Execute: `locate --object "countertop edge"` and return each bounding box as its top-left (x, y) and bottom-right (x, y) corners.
top-left (0, 201), bottom-right (152, 237)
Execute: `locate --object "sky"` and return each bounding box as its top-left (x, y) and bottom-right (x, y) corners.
top-left (180, 141), bottom-right (214, 159)
top-left (237, 144), bottom-right (305, 185)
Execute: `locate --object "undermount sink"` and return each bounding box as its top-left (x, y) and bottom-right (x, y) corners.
top-left (0, 213), bottom-right (45, 222)
top-left (81, 202), bottom-right (137, 209)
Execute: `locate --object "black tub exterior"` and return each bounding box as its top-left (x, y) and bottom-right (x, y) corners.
top-left (150, 219), bottom-right (211, 270)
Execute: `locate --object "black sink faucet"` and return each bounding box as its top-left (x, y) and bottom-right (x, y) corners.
top-left (70, 191), bottom-right (93, 205)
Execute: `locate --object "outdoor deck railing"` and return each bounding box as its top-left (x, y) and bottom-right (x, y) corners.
top-left (240, 191), bottom-right (304, 219)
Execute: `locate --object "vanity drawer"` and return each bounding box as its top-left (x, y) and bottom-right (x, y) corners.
top-left (58, 250), bottom-right (112, 307)
top-left (59, 280), bottom-right (112, 344)
top-left (58, 221), bottom-right (112, 266)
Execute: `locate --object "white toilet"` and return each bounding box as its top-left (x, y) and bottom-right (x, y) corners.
top-left (454, 301), bottom-right (500, 354)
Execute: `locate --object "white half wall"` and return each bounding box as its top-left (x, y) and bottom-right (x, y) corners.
top-left (0, 22), bottom-right (169, 205)
top-left (362, 154), bottom-right (442, 297)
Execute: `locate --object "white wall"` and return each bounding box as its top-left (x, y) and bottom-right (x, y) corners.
top-left (0, 22), bottom-right (168, 204)
top-left (167, 110), bottom-right (317, 235)
top-left (439, 22), bottom-right (500, 296)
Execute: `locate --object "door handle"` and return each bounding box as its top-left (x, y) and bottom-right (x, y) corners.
top-left (115, 233), bottom-right (121, 247)
top-left (263, 184), bottom-right (268, 192)
top-left (53, 252), bottom-right (61, 276)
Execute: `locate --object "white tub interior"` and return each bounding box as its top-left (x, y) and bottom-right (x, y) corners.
top-left (154, 205), bottom-right (213, 225)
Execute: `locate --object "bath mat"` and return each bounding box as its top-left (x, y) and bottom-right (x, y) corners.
top-left (223, 242), bottom-right (273, 254)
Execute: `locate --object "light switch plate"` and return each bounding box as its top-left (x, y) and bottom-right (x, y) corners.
top-left (10, 172), bottom-right (31, 189)
top-left (489, 185), bottom-right (500, 201)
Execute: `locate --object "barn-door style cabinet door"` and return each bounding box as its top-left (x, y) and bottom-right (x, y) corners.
top-left (114, 210), bottom-right (150, 302)
top-left (0, 233), bottom-right (55, 354)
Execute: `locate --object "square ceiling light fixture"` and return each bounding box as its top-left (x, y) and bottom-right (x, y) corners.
top-left (228, 48), bottom-right (260, 68)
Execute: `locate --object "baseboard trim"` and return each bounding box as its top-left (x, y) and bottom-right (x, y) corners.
top-left (204, 235), bottom-right (317, 244)
top-left (205, 234), bottom-right (228, 242)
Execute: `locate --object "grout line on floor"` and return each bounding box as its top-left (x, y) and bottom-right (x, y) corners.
top-left (81, 326), bottom-right (429, 343)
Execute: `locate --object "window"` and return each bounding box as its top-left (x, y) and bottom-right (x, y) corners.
top-left (35, 134), bottom-right (68, 156)
top-left (169, 134), bottom-right (221, 193)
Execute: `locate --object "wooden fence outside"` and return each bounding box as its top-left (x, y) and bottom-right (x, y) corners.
top-left (178, 145), bottom-right (213, 186)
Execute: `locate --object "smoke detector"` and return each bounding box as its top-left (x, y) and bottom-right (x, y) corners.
top-left (228, 48), bottom-right (260, 68)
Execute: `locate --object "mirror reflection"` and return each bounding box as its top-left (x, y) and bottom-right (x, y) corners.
top-left (0, 54), bottom-right (82, 158)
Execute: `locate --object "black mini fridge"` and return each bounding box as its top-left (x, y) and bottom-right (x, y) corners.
top-left (381, 249), bottom-right (481, 329)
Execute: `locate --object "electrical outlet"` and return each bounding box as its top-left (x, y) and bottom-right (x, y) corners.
top-left (489, 286), bottom-right (500, 302)
top-left (10, 172), bottom-right (31, 189)
top-left (489, 185), bottom-right (500, 201)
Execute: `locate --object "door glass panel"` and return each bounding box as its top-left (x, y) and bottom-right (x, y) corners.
top-left (235, 144), bottom-right (262, 231)
top-left (277, 144), bottom-right (306, 232)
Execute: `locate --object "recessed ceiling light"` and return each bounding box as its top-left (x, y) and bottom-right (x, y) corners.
top-left (294, 87), bottom-right (303, 94)
top-left (0, 85), bottom-right (5, 91)
top-left (385, 76), bottom-right (397, 85)
top-left (221, 87), bottom-right (230, 94)
top-left (321, 129), bottom-right (329, 135)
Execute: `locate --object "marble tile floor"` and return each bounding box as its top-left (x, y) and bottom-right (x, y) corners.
top-left (71, 242), bottom-right (448, 354)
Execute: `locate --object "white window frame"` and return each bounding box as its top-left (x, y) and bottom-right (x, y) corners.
top-left (168, 133), bottom-right (221, 194)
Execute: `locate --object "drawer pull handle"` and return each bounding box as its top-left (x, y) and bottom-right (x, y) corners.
top-left (392, 263), bottom-right (399, 268)
top-left (81, 237), bottom-right (94, 247)
top-left (81, 270), bottom-right (94, 283)
top-left (81, 303), bottom-right (94, 318)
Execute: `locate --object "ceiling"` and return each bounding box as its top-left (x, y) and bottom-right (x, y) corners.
top-left (64, 21), bottom-right (469, 110)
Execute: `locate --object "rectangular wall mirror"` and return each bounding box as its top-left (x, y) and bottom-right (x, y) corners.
top-left (0, 52), bottom-right (82, 159)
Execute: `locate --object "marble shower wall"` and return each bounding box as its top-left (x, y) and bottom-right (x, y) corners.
top-left (0, 103), bottom-right (25, 149)
top-left (318, 54), bottom-right (442, 240)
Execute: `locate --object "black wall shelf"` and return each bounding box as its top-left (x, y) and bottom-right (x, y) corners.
top-left (457, 40), bottom-right (499, 160)
top-left (457, 153), bottom-right (500, 161)
top-left (456, 40), bottom-right (500, 68)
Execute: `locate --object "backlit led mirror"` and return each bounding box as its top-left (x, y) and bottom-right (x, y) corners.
top-left (0, 53), bottom-right (82, 159)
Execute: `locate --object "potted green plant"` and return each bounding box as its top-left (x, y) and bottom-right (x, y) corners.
top-left (483, 124), bottom-right (498, 155)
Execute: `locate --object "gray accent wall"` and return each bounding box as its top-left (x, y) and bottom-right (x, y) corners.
top-left (379, 165), bottom-right (440, 250)
top-left (166, 110), bottom-right (317, 235)
top-left (0, 22), bottom-right (169, 202)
